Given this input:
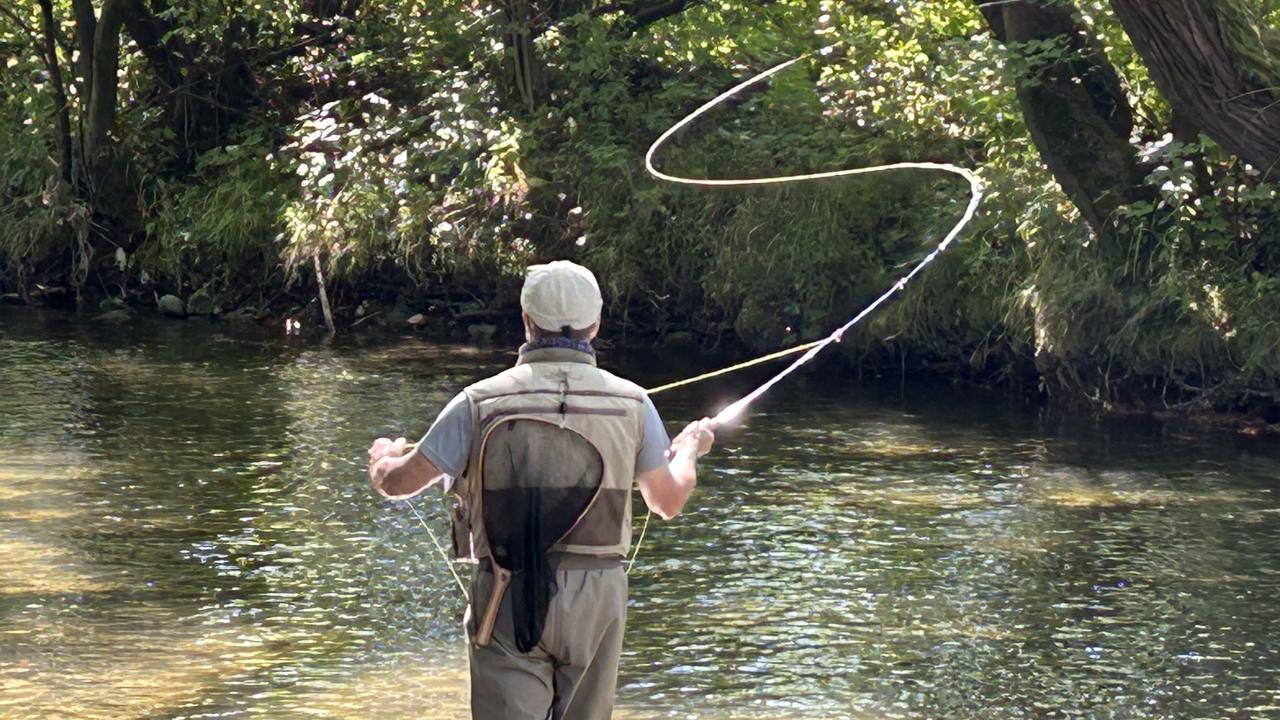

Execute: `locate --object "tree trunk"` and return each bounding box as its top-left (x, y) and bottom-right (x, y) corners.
top-left (121, 0), bottom-right (200, 169)
top-left (37, 0), bottom-right (72, 182)
top-left (70, 0), bottom-right (96, 109)
top-left (1110, 0), bottom-right (1280, 173)
top-left (514, 0), bottom-right (705, 105)
top-left (505, 0), bottom-right (536, 107)
top-left (977, 0), bottom-right (1149, 238)
top-left (84, 0), bottom-right (131, 180)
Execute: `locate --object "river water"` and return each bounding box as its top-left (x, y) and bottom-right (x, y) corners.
top-left (1, 307), bottom-right (1279, 719)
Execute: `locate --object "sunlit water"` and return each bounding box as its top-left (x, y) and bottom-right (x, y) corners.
top-left (2, 307), bottom-right (1279, 719)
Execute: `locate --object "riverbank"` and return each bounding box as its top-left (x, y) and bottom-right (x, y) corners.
top-left (5, 0), bottom-right (1280, 450)
top-left (4, 297), bottom-right (1275, 439)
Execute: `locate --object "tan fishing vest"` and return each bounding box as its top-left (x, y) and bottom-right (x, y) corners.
top-left (451, 346), bottom-right (647, 560)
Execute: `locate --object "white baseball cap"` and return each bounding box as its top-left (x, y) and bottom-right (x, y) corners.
top-left (520, 260), bottom-right (603, 332)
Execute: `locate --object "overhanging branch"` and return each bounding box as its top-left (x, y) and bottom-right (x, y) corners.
top-left (588, 0), bottom-right (706, 36)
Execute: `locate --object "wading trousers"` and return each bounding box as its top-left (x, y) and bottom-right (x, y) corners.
top-left (467, 555), bottom-right (627, 720)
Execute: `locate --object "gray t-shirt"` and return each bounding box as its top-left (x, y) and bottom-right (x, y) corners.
top-left (417, 391), bottom-right (671, 479)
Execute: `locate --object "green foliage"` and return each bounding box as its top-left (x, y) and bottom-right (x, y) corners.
top-left (1110, 135), bottom-right (1280, 399)
top-left (140, 131), bottom-right (289, 293)
top-left (0, 130), bottom-right (85, 294)
top-left (0, 44), bottom-right (89, 293)
top-left (273, 1), bottom-right (532, 293)
top-left (2, 0), bottom-right (1280, 412)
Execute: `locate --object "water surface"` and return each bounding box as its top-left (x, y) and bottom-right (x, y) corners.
top-left (1, 307), bottom-right (1278, 719)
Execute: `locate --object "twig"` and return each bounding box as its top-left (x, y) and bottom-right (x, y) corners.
top-left (351, 310), bottom-right (382, 327)
top-left (312, 252), bottom-right (336, 336)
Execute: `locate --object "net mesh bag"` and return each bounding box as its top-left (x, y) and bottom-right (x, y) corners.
top-left (480, 419), bottom-right (603, 652)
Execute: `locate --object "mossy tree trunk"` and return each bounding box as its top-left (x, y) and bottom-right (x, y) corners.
top-left (36, 0), bottom-right (71, 182)
top-left (976, 0), bottom-right (1149, 240)
top-left (975, 0), bottom-right (1163, 389)
top-left (83, 0), bottom-right (132, 184)
top-left (1109, 0), bottom-right (1280, 173)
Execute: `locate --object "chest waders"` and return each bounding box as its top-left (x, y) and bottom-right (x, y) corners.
top-left (451, 346), bottom-right (645, 653)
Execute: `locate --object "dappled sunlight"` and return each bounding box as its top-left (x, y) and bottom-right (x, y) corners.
top-left (1022, 466), bottom-right (1252, 509)
top-left (835, 480), bottom-right (990, 510)
top-left (354, 339), bottom-right (503, 365)
top-left (0, 609), bottom-right (293, 719)
top-left (1, 0), bottom-right (1279, 713)
top-left (0, 452), bottom-right (106, 596)
top-left (0, 506), bottom-right (82, 523)
top-left (0, 538), bottom-right (120, 596)
top-left (840, 438), bottom-right (964, 461)
top-left (0, 453), bottom-right (96, 493)
top-left (264, 656), bottom-right (470, 718)
top-left (0, 483), bottom-right (38, 502)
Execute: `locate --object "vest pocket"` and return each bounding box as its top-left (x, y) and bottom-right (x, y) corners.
top-left (449, 497), bottom-right (472, 560)
top-left (558, 487), bottom-right (627, 548)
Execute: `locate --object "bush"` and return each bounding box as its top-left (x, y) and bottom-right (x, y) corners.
top-left (140, 131), bottom-right (292, 298)
top-left (0, 61), bottom-right (89, 295)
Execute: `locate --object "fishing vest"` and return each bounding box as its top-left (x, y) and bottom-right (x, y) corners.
top-left (451, 345), bottom-right (647, 561)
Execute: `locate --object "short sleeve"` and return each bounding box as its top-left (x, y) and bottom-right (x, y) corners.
top-left (635, 395), bottom-right (671, 474)
top-left (416, 391), bottom-right (473, 478)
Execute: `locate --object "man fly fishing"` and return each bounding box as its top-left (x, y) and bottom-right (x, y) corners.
top-left (367, 260), bottom-right (715, 720)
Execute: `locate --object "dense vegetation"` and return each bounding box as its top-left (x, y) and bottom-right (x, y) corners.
top-left (2, 1), bottom-right (1279, 423)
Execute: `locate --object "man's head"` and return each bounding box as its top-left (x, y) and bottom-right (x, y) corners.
top-left (520, 260), bottom-right (602, 342)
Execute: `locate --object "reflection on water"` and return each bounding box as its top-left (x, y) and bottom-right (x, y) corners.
top-left (2, 307), bottom-right (1279, 719)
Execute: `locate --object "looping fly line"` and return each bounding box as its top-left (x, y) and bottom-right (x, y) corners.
top-left (622, 55), bottom-right (986, 575)
top-left (643, 54), bottom-right (985, 427)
